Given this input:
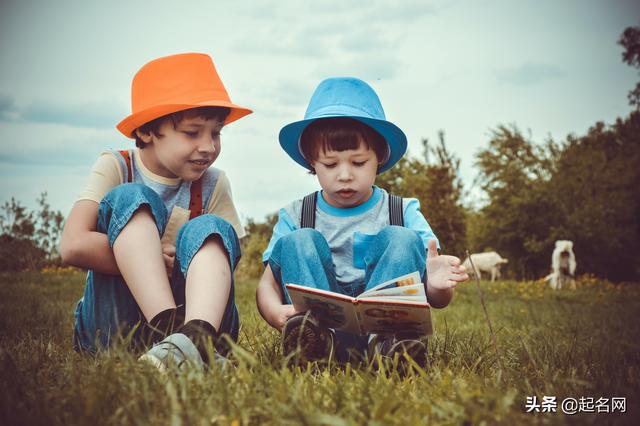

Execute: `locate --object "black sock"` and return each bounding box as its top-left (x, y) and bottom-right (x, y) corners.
top-left (179, 319), bottom-right (218, 364)
top-left (142, 308), bottom-right (184, 346)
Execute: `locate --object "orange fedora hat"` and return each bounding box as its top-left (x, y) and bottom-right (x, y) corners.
top-left (117, 53), bottom-right (252, 138)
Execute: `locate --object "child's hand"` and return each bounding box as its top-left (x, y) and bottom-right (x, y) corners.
top-left (426, 239), bottom-right (469, 290)
top-left (161, 243), bottom-right (176, 277)
top-left (274, 304), bottom-right (299, 331)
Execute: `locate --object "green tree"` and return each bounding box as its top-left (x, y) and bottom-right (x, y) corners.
top-left (34, 192), bottom-right (65, 262)
top-left (472, 116), bottom-right (640, 281)
top-left (547, 112), bottom-right (640, 281)
top-left (0, 193), bottom-right (65, 271)
top-left (619, 25), bottom-right (640, 108)
top-left (0, 197), bottom-right (43, 271)
top-left (236, 213), bottom-right (278, 280)
top-left (472, 125), bottom-right (558, 279)
top-left (0, 197), bottom-right (35, 240)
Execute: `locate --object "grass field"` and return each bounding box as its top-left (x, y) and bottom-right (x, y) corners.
top-left (0, 270), bottom-right (638, 425)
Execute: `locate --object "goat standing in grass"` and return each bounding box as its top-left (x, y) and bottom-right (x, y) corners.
top-left (462, 252), bottom-right (508, 282)
top-left (546, 240), bottom-right (577, 290)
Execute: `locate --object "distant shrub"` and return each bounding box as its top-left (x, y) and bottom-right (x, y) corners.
top-left (236, 214), bottom-right (277, 280)
top-left (0, 234), bottom-right (46, 271)
top-left (0, 193), bottom-right (64, 271)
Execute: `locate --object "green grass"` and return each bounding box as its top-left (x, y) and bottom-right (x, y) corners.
top-left (1, 271), bottom-right (638, 425)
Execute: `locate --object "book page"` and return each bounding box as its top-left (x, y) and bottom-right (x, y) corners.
top-left (360, 271), bottom-right (422, 297)
top-left (358, 283), bottom-right (426, 301)
top-left (286, 284), bottom-right (362, 334)
top-left (355, 299), bottom-right (432, 336)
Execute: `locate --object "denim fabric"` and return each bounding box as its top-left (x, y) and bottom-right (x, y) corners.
top-left (73, 183), bottom-right (240, 353)
top-left (268, 226), bottom-right (426, 361)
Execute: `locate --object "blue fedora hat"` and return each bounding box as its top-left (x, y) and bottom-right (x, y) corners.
top-left (279, 77), bottom-right (407, 174)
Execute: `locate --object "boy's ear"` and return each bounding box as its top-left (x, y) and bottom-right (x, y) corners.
top-left (135, 129), bottom-right (153, 144)
top-left (380, 146), bottom-right (390, 165)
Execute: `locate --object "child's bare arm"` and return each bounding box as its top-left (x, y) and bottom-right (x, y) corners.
top-left (256, 264), bottom-right (298, 330)
top-left (426, 280), bottom-right (455, 308)
top-left (60, 200), bottom-right (121, 275)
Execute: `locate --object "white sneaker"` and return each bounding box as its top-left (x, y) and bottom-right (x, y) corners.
top-left (139, 333), bottom-right (204, 372)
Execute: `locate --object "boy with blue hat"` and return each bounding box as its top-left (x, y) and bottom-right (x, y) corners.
top-left (256, 77), bottom-right (469, 366)
top-left (60, 53), bottom-right (251, 371)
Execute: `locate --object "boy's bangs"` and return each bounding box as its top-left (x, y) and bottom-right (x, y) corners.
top-left (319, 128), bottom-right (362, 156)
top-left (300, 117), bottom-right (388, 164)
top-left (135, 106), bottom-right (231, 148)
top-left (169, 106), bottom-right (231, 126)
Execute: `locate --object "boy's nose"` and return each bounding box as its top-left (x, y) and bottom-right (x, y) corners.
top-left (198, 135), bottom-right (217, 154)
top-left (337, 166), bottom-right (353, 181)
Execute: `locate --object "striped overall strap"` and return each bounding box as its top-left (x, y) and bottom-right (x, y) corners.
top-left (388, 194), bottom-right (404, 226)
top-left (119, 150), bottom-right (133, 183)
top-left (300, 192), bottom-right (318, 228)
top-left (189, 178), bottom-right (203, 219)
top-left (117, 150), bottom-right (203, 219)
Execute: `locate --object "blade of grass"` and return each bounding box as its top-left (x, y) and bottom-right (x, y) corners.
top-left (466, 249), bottom-right (505, 381)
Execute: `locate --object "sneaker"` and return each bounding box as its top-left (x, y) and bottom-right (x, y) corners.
top-left (282, 311), bottom-right (334, 364)
top-left (368, 334), bottom-right (428, 372)
top-left (139, 332), bottom-right (205, 372)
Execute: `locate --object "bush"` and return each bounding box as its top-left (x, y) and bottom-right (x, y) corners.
top-left (0, 235), bottom-right (46, 271)
top-left (0, 193), bottom-right (64, 271)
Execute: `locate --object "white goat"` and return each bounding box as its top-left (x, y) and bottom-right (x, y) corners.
top-left (545, 240), bottom-right (577, 290)
top-left (462, 252), bottom-right (509, 282)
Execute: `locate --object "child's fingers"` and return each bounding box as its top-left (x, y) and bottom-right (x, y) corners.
top-left (448, 256), bottom-right (461, 266)
top-left (427, 239), bottom-right (438, 258)
top-left (449, 264), bottom-right (465, 274)
top-left (437, 280), bottom-right (457, 289)
top-left (452, 271), bottom-right (469, 282)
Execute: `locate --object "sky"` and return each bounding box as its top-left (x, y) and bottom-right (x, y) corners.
top-left (0, 0), bottom-right (638, 225)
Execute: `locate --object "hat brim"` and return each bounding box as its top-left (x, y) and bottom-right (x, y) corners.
top-left (117, 100), bottom-right (252, 138)
top-left (279, 115), bottom-right (407, 174)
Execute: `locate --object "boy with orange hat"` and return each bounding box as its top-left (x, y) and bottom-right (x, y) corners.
top-left (60, 53), bottom-right (251, 370)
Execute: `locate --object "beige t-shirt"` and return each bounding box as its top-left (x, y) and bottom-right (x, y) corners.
top-left (78, 150), bottom-right (245, 244)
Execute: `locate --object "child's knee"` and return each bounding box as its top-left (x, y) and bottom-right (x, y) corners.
top-left (98, 184), bottom-right (168, 241)
top-left (198, 234), bottom-right (228, 263)
top-left (100, 183), bottom-right (166, 224)
top-left (270, 228), bottom-right (332, 273)
top-left (104, 183), bottom-right (162, 206)
top-left (175, 214), bottom-right (240, 272)
top-left (376, 226), bottom-right (422, 247)
top-left (280, 228), bottom-right (326, 249)
top-left (178, 214), bottom-right (238, 247)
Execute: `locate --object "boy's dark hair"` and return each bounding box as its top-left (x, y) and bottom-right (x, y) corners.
top-left (299, 117), bottom-right (389, 174)
top-left (134, 106), bottom-right (231, 148)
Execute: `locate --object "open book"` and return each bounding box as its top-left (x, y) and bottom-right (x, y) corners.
top-left (286, 271), bottom-right (432, 336)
